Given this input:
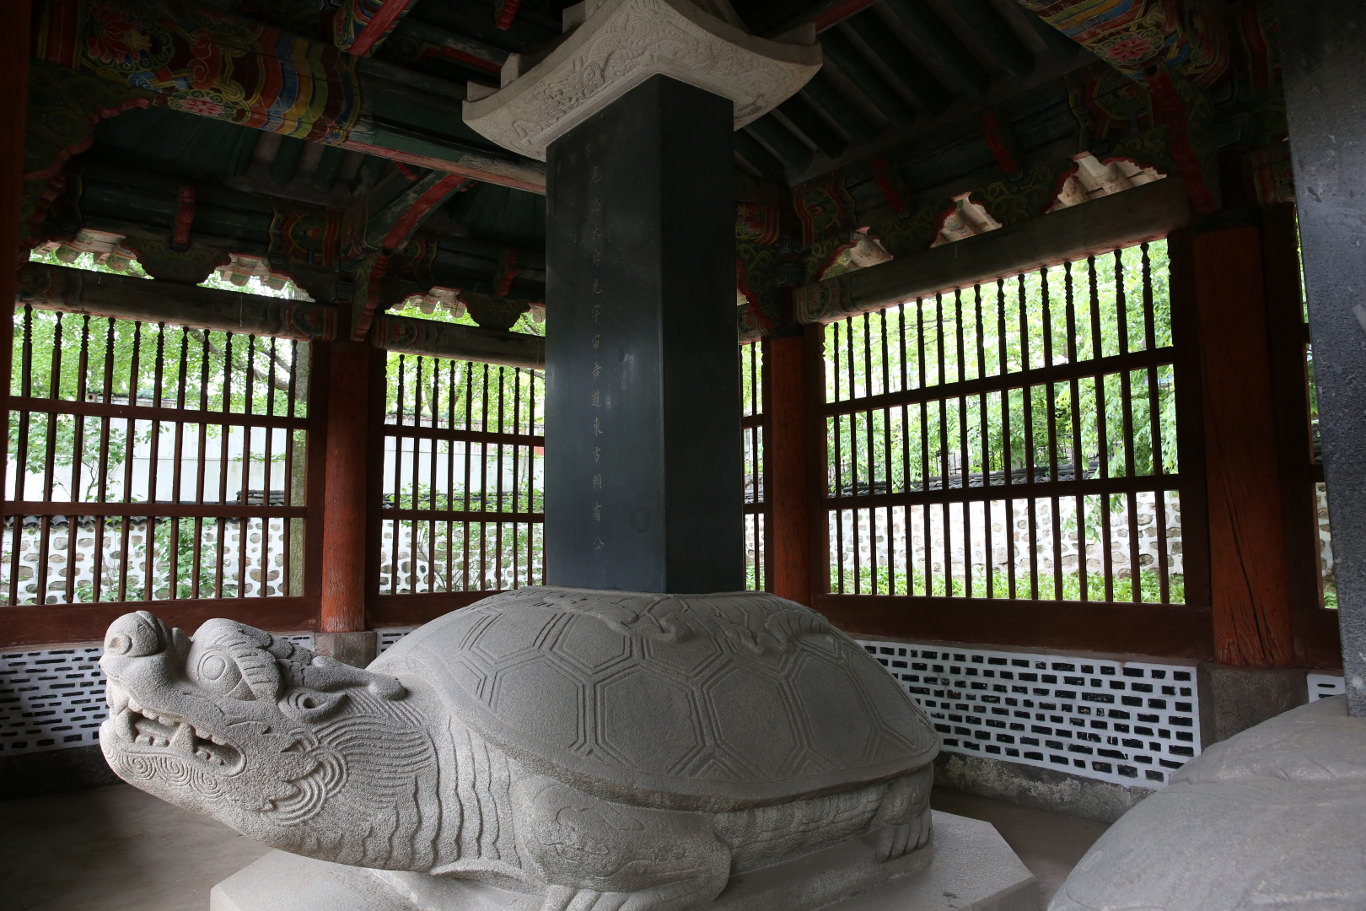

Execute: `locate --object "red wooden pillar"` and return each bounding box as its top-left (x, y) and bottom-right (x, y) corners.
top-left (766, 331), bottom-right (816, 603)
top-left (319, 340), bottom-right (376, 636)
top-left (1181, 222), bottom-right (1295, 667)
top-left (2, 1), bottom-right (32, 464)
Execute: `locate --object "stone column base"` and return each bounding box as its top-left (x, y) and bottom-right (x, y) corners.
top-left (313, 631), bottom-right (379, 668)
top-left (211, 812), bottom-right (1037, 911)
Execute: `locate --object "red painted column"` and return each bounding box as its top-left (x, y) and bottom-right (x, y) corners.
top-left (767, 332), bottom-right (816, 604)
top-left (319, 340), bottom-right (374, 633)
top-left (1185, 224), bottom-right (1295, 667)
top-left (2, 1), bottom-right (32, 464)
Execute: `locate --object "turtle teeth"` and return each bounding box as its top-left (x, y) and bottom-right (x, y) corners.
top-left (127, 696), bottom-right (143, 714)
top-left (107, 681), bottom-right (129, 714)
top-left (115, 711), bottom-right (136, 742)
top-left (169, 722), bottom-right (195, 754)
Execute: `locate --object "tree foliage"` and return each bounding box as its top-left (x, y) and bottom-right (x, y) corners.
top-left (825, 243), bottom-right (1178, 500)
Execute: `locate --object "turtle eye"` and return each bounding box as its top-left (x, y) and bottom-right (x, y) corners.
top-left (188, 646), bottom-right (253, 700)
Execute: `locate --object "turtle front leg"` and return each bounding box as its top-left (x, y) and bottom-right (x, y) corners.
top-left (868, 767), bottom-right (934, 862)
top-left (518, 777), bottom-right (730, 911)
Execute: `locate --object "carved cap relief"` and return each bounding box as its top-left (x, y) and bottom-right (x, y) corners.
top-left (463, 0), bottom-right (822, 161)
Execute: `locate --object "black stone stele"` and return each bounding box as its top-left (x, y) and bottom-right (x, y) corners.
top-left (1278, 0), bottom-right (1366, 716)
top-left (545, 75), bottom-right (743, 594)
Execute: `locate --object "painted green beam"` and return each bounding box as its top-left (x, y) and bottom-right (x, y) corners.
top-left (32, 0), bottom-right (546, 193)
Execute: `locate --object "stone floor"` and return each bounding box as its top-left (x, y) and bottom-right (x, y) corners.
top-left (0, 784), bottom-right (1107, 911)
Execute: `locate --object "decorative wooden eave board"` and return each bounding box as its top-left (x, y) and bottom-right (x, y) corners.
top-left (794, 176), bottom-right (1191, 324)
top-left (17, 262), bottom-right (339, 342)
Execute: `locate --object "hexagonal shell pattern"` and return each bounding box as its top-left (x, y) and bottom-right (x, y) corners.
top-left (374, 587), bottom-right (939, 810)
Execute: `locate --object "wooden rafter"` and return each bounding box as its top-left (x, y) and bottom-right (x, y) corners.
top-left (33, 0), bottom-right (546, 193)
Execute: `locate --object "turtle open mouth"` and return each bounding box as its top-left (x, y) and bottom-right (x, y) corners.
top-left (105, 679), bottom-right (241, 769)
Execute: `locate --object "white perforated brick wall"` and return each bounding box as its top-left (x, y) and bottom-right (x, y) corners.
top-left (857, 640), bottom-right (1201, 788)
top-left (0, 645), bottom-right (106, 754)
top-left (378, 628), bottom-right (415, 653)
top-left (1307, 672), bottom-right (1346, 701)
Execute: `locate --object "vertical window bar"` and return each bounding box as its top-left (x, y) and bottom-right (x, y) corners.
top-left (997, 279), bottom-right (1016, 599)
top-left (880, 317), bottom-right (892, 596)
top-left (215, 333), bottom-right (232, 599)
top-left (193, 329), bottom-right (211, 599)
top-left (144, 324), bottom-right (166, 601)
top-left (462, 362), bottom-right (474, 592)
top-left (935, 293), bottom-right (951, 596)
top-left (1064, 262), bottom-right (1086, 600)
top-left (1019, 275), bottom-right (1038, 599)
top-left (917, 299), bottom-right (931, 596)
top-left (409, 357), bottom-right (423, 594)
top-left (479, 364), bottom-right (490, 588)
top-left (1040, 271), bottom-right (1064, 599)
top-left (260, 338), bottom-right (278, 595)
top-left (427, 358), bottom-right (439, 591)
top-left (1141, 245), bottom-right (1172, 602)
top-left (848, 318), bottom-right (861, 593)
top-left (976, 283), bottom-right (992, 597)
top-left (863, 313), bottom-right (875, 593)
top-left (93, 319), bottom-right (116, 602)
top-left (512, 367), bottom-right (522, 586)
top-left (955, 288), bottom-right (971, 596)
top-left (1117, 253), bottom-right (1142, 601)
top-left (238, 335), bottom-right (255, 597)
top-left (391, 354), bottom-right (406, 595)
top-left (65, 316), bottom-right (93, 603)
top-left (169, 330), bottom-right (189, 599)
top-left (117, 322), bottom-right (142, 603)
top-left (897, 303), bottom-right (910, 594)
top-left (281, 341), bottom-right (296, 594)
top-left (36, 313), bottom-right (65, 603)
top-left (8, 306), bottom-right (35, 603)
top-left (830, 325), bottom-right (844, 593)
top-left (447, 360), bottom-right (459, 592)
top-left (1088, 257), bottom-right (1115, 601)
top-left (495, 366), bottom-right (507, 590)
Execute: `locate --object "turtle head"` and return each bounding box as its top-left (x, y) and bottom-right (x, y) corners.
top-left (99, 612), bottom-right (446, 870)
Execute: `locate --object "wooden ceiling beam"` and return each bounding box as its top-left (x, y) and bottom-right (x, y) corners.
top-left (31, 0), bottom-right (546, 193)
top-left (335, 0), bottom-right (422, 57)
top-left (1013, 0), bottom-right (1232, 87)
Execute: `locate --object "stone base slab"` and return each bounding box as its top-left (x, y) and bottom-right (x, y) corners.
top-left (212, 811), bottom-right (1036, 911)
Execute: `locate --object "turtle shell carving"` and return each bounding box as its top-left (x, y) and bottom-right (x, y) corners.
top-left (372, 587), bottom-right (939, 809)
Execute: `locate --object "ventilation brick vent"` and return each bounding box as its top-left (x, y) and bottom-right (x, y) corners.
top-left (0, 645), bottom-right (106, 755)
top-left (1307, 673), bottom-right (1346, 701)
top-left (378, 628), bottom-right (415, 654)
top-left (858, 640), bottom-right (1200, 788)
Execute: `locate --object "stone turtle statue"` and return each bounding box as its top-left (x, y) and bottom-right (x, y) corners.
top-left (100, 587), bottom-right (940, 911)
top-left (1049, 695), bottom-right (1366, 911)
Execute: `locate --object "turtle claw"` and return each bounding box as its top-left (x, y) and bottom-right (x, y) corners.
top-left (540, 887), bottom-right (627, 911)
top-left (872, 809), bottom-right (933, 862)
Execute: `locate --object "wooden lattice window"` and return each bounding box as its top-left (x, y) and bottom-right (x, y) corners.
top-left (4, 306), bottom-right (310, 606)
top-left (380, 352), bottom-right (544, 595)
top-left (741, 340), bottom-right (768, 591)
top-left (822, 241), bottom-right (1186, 605)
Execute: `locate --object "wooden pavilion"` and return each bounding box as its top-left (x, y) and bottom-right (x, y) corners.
top-left (2, 0), bottom-right (1364, 818)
